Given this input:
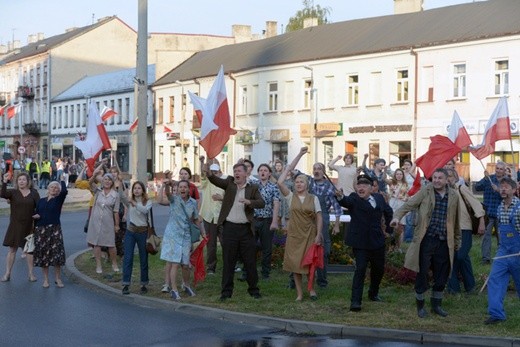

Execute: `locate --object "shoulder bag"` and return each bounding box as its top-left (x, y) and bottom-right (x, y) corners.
top-left (146, 207), bottom-right (161, 255)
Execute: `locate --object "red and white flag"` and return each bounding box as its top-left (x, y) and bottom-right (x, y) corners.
top-left (469, 97), bottom-right (511, 160)
top-left (0, 105), bottom-right (5, 117)
top-left (189, 65), bottom-right (236, 159)
top-left (164, 125), bottom-right (172, 133)
top-left (129, 118), bottom-right (138, 133)
top-left (415, 135), bottom-right (462, 179)
top-left (100, 106), bottom-right (117, 122)
top-left (448, 111), bottom-right (472, 149)
top-left (74, 101), bottom-right (112, 177)
top-left (7, 104), bottom-right (20, 119)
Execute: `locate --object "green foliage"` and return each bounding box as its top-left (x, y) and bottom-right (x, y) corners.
top-left (285, 0), bottom-right (332, 32)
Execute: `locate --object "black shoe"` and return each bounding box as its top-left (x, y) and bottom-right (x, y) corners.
top-left (310, 294), bottom-right (318, 301)
top-left (430, 298), bottom-right (448, 317)
top-left (369, 295), bottom-right (383, 302)
top-left (140, 285), bottom-right (148, 294)
top-left (220, 294), bottom-right (231, 302)
top-left (416, 299), bottom-right (428, 318)
top-left (287, 281), bottom-right (295, 289)
top-left (250, 293), bottom-right (262, 299)
top-left (122, 285), bottom-right (130, 295)
top-left (481, 259), bottom-right (491, 265)
top-left (350, 302), bottom-right (362, 312)
top-left (484, 317), bottom-right (504, 325)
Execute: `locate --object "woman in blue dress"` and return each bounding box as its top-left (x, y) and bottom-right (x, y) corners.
top-left (32, 178), bottom-right (68, 288)
top-left (157, 178), bottom-right (204, 300)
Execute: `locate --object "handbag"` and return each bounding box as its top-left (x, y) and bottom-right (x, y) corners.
top-left (180, 201), bottom-right (200, 243)
top-left (24, 234), bottom-right (35, 253)
top-left (458, 185), bottom-right (487, 235)
top-left (146, 208), bottom-right (161, 255)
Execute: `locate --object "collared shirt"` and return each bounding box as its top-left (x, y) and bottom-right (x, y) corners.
top-left (308, 176), bottom-right (343, 217)
top-left (368, 195), bottom-right (377, 208)
top-left (248, 175), bottom-right (260, 185)
top-left (254, 180), bottom-right (280, 218)
top-left (426, 190), bottom-right (449, 240)
top-left (474, 174), bottom-right (502, 218)
top-left (226, 182), bottom-right (249, 224)
top-left (199, 174), bottom-right (226, 223)
top-left (497, 196), bottom-right (520, 233)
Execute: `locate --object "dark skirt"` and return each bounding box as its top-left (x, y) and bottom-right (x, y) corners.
top-left (33, 224), bottom-right (66, 267)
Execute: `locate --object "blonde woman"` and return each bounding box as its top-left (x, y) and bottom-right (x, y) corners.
top-left (388, 168), bottom-right (408, 251)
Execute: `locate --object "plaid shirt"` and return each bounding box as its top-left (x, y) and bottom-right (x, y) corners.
top-left (254, 180), bottom-right (280, 218)
top-left (474, 174), bottom-right (502, 218)
top-left (497, 196), bottom-right (520, 233)
top-left (308, 177), bottom-right (343, 217)
top-left (362, 166), bottom-right (388, 194)
top-left (426, 190), bottom-right (449, 240)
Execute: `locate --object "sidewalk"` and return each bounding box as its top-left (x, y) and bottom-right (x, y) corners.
top-left (65, 248), bottom-right (518, 347)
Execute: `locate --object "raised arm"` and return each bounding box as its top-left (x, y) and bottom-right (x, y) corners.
top-left (328, 155), bottom-right (342, 171)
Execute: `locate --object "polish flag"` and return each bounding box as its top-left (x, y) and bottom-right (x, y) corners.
top-left (415, 135), bottom-right (461, 179)
top-left (188, 65), bottom-right (236, 159)
top-left (101, 106), bottom-right (117, 122)
top-left (7, 104), bottom-right (20, 119)
top-left (448, 111), bottom-right (472, 149)
top-left (164, 125), bottom-right (172, 133)
top-left (0, 105), bottom-right (5, 116)
top-left (74, 101), bottom-right (112, 177)
top-left (407, 170), bottom-right (422, 197)
top-left (129, 118), bottom-right (138, 132)
top-left (469, 97), bottom-right (511, 160)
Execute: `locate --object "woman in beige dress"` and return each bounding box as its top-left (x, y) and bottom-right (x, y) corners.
top-left (86, 172), bottom-right (121, 274)
top-left (278, 147), bottom-right (323, 301)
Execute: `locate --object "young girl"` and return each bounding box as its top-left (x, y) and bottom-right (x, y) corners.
top-left (388, 168), bottom-right (408, 252)
top-left (157, 176), bottom-right (204, 300)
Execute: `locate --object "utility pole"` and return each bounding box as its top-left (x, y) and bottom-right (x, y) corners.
top-left (133, 0), bottom-right (148, 183)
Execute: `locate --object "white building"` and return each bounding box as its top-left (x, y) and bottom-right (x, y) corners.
top-left (154, 0), bottom-right (520, 181)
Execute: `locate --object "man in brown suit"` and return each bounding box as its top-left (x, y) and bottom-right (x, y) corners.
top-left (204, 162), bottom-right (265, 301)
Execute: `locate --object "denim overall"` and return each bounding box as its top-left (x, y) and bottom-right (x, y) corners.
top-left (487, 203), bottom-right (520, 320)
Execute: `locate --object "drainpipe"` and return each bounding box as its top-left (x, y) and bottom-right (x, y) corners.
top-left (410, 47), bottom-right (418, 160)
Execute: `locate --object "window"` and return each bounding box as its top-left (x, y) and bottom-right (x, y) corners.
top-left (369, 72), bottom-right (382, 105)
top-left (267, 82), bottom-right (278, 111)
top-left (158, 97), bottom-right (164, 124)
top-left (396, 69), bottom-right (409, 102)
top-left (82, 103), bottom-right (87, 127)
top-left (389, 141), bottom-right (411, 168)
top-left (452, 63), bottom-right (466, 98)
top-left (116, 99), bottom-right (122, 125)
top-left (345, 141), bottom-right (358, 164)
top-left (323, 141), bottom-right (334, 175)
top-left (422, 66), bottom-right (434, 102)
top-left (494, 60), bottom-right (509, 95)
top-left (158, 146), bottom-right (164, 172)
top-left (75, 104), bottom-right (81, 127)
top-left (272, 142), bottom-right (288, 164)
top-left (347, 75), bottom-right (359, 106)
top-left (124, 98), bottom-right (130, 124)
top-left (324, 76), bottom-right (334, 107)
top-left (284, 81), bottom-right (294, 111)
top-left (303, 79), bottom-right (312, 109)
top-left (169, 96), bottom-right (175, 123)
top-left (251, 85), bottom-right (258, 112)
top-left (239, 86), bottom-right (248, 114)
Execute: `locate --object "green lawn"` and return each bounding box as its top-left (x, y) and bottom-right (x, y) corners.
top-left (74, 235), bottom-right (519, 338)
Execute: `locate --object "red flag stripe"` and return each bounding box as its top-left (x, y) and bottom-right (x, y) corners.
top-left (101, 107), bottom-right (117, 122)
top-left (129, 118), bottom-right (138, 132)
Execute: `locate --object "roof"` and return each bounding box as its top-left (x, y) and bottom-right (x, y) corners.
top-left (155, 0), bottom-right (520, 86)
top-left (0, 16), bottom-right (130, 65)
top-left (52, 65), bottom-right (156, 102)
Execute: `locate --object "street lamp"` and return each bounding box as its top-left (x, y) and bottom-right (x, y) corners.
top-left (174, 80), bottom-right (186, 168)
top-left (304, 65), bottom-right (317, 164)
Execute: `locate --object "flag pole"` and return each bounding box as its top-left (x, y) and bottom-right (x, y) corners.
top-left (476, 158), bottom-right (495, 185)
top-left (509, 137), bottom-right (517, 182)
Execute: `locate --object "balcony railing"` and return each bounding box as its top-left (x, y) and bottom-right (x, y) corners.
top-left (23, 121), bottom-right (41, 135)
top-left (18, 86), bottom-right (35, 99)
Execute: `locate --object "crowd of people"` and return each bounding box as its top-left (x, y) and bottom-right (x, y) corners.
top-left (1, 149), bottom-right (519, 326)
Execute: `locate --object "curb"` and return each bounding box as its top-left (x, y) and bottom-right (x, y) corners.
top-left (65, 249), bottom-right (518, 346)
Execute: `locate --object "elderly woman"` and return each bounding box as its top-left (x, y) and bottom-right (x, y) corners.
top-left (278, 148), bottom-right (323, 302)
top-left (32, 178), bottom-right (68, 288)
top-left (1, 172), bottom-right (40, 282)
top-left (108, 163), bottom-right (128, 257)
top-left (86, 171), bottom-right (121, 274)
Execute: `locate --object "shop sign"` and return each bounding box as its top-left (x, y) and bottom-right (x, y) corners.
top-left (269, 129), bottom-right (290, 142)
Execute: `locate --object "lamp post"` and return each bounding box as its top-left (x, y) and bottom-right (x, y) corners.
top-left (304, 65), bottom-right (317, 165)
top-left (174, 80), bottom-right (186, 169)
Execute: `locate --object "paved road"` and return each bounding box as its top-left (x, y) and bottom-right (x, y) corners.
top-left (0, 207), bottom-right (480, 346)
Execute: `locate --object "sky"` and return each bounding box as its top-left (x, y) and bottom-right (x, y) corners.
top-left (1, 0), bottom-right (478, 46)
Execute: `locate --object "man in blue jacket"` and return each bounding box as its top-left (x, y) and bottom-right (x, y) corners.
top-left (336, 174), bottom-right (393, 312)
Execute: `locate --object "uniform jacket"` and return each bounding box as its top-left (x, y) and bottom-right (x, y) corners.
top-left (337, 192), bottom-right (393, 250)
top-left (208, 174), bottom-right (265, 234)
top-left (394, 184), bottom-right (461, 273)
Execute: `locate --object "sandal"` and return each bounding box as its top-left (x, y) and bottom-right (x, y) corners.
top-left (55, 280), bottom-right (65, 288)
top-left (28, 275), bottom-right (37, 282)
top-left (1, 274), bottom-right (10, 282)
top-left (43, 281), bottom-right (50, 288)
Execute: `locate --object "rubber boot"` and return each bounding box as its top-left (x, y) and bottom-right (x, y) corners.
top-left (416, 299), bottom-right (428, 318)
top-left (430, 297), bottom-right (448, 317)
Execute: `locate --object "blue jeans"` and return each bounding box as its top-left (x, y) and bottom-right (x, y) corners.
top-left (122, 229), bottom-right (149, 285)
top-left (482, 217), bottom-right (499, 262)
top-left (254, 217), bottom-right (274, 278)
top-left (447, 229), bottom-right (476, 293)
top-left (403, 211), bottom-right (416, 243)
top-left (316, 213), bottom-right (331, 288)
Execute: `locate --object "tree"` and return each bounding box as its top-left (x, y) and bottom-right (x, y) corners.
top-left (285, 0), bottom-right (332, 32)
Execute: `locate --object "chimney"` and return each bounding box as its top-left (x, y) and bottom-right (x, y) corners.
top-left (265, 21), bottom-right (277, 38)
top-left (13, 40), bottom-right (21, 49)
top-left (232, 24), bottom-right (252, 43)
top-left (394, 0), bottom-right (424, 14)
top-left (303, 17), bottom-right (318, 29)
top-left (28, 34), bottom-right (38, 44)
top-left (65, 27), bottom-right (78, 33)
top-left (37, 33), bottom-right (45, 41)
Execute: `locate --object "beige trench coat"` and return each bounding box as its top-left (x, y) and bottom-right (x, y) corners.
top-left (394, 184), bottom-right (461, 273)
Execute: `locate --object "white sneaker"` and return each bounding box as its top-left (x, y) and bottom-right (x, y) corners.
top-left (161, 284), bottom-right (171, 293)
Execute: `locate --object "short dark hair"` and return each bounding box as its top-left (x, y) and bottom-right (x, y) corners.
top-left (257, 163), bottom-right (272, 173)
top-left (233, 163), bottom-right (247, 172)
top-left (433, 168), bottom-right (448, 178)
top-left (243, 159), bottom-right (254, 169)
top-left (500, 177), bottom-right (517, 190)
top-left (374, 158), bottom-right (386, 166)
